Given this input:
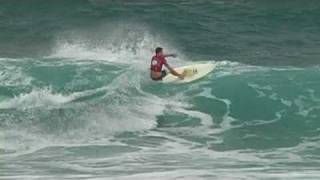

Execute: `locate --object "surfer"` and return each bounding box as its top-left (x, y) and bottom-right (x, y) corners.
top-left (150, 47), bottom-right (185, 81)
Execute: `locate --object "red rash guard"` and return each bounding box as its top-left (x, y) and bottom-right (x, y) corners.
top-left (150, 54), bottom-right (167, 72)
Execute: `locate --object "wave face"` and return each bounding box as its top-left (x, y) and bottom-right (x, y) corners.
top-left (1, 1), bottom-right (320, 179)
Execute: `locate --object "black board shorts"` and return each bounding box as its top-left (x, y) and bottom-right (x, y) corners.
top-left (151, 70), bottom-right (167, 81)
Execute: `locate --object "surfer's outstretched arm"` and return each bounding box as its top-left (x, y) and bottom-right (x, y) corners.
top-left (164, 54), bottom-right (177, 58)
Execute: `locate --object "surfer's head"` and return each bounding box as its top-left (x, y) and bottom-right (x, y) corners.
top-left (155, 47), bottom-right (163, 56)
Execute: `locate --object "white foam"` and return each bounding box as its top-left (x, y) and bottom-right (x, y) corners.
top-left (248, 83), bottom-right (294, 107)
top-left (0, 88), bottom-right (75, 109)
top-left (0, 66), bottom-right (192, 155)
top-left (0, 63), bottom-right (33, 87)
top-left (173, 107), bottom-right (213, 126)
top-left (0, 128), bottom-right (51, 156)
top-left (49, 22), bottom-right (187, 66)
top-left (196, 87), bottom-right (237, 132)
top-left (293, 93), bottom-right (315, 117)
top-left (108, 169), bottom-right (210, 180)
top-left (78, 72), bottom-right (189, 136)
top-left (213, 60), bottom-right (267, 78)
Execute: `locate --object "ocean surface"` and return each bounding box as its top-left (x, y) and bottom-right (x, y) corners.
top-left (1, 1), bottom-right (320, 179)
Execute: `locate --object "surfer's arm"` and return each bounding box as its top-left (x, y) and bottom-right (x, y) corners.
top-left (164, 54), bottom-right (177, 58)
top-left (165, 63), bottom-right (184, 79)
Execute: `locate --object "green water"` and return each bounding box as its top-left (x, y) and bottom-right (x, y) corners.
top-left (1, 1), bottom-right (320, 179)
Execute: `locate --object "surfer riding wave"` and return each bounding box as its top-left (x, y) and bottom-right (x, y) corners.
top-left (150, 47), bottom-right (185, 81)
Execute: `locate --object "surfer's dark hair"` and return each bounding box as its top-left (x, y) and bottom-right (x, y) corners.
top-left (155, 47), bottom-right (163, 54)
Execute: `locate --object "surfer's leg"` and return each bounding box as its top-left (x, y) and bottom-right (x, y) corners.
top-left (151, 71), bottom-right (167, 81)
top-left (161, 70), bottom-right (167, 78)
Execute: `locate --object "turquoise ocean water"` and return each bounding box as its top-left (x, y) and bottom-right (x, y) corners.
top-left (1, 1), bottom-right (320, 179)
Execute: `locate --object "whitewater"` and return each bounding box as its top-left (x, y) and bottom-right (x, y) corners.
top-left (1, 1), bottom-right (320, 179)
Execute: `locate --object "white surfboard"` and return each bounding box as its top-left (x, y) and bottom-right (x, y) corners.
top-left (162, 62), bottom-right (215, 83)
